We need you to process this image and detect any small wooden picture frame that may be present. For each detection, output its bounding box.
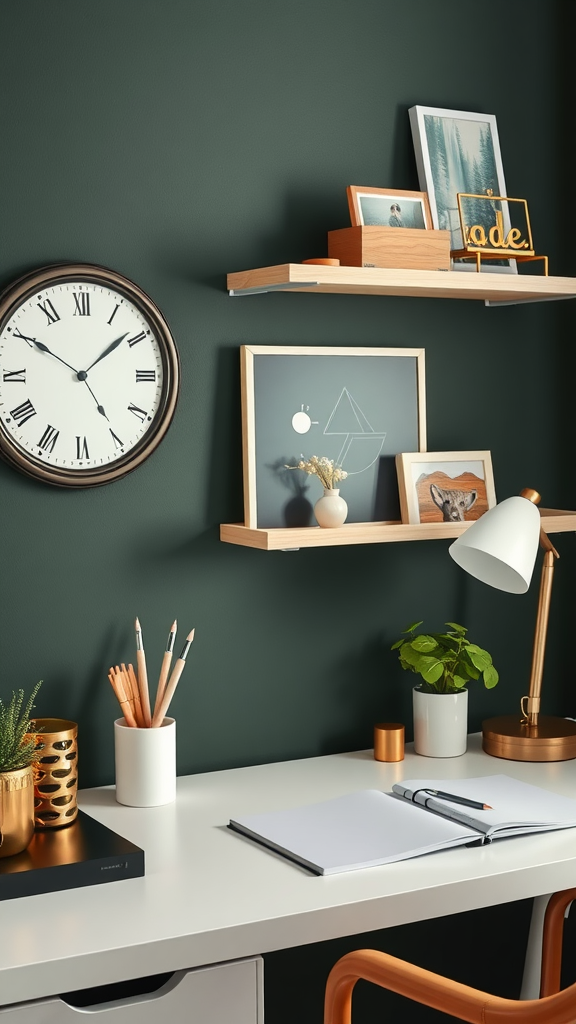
[347,186,433,230]
[396,450,496,526]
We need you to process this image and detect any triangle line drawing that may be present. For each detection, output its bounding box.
[324,389,378,435]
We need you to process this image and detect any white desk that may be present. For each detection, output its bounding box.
[1,734,576,1008]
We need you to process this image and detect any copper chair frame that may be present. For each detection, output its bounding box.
[325,888,576,1024]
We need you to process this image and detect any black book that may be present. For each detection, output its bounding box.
[0,810,144,901]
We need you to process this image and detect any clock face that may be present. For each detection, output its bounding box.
[0,264,179,486]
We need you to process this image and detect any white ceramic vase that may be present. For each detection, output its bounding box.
[412,686,468,757]
[314,488,348,528]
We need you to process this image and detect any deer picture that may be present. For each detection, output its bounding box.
[430,483,478,522]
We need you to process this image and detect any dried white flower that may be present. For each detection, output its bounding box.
[286,455,347,489]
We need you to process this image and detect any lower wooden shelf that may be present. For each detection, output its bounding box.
[227,263,576,305]
[220,509,576,551]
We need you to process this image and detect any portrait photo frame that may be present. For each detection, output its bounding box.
[396,450,496,526]
[241,346,426,530]
[347,186,433,230]
[408,105,515,273]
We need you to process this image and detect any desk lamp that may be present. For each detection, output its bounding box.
[449,488,576,761]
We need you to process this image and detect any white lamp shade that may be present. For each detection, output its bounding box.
[448,495,541,594]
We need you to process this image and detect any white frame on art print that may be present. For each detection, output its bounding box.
[409,105,515,273]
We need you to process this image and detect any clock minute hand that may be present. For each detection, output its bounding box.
[86,333,129,372]
[31,338,79,374]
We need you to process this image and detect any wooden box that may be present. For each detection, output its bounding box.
[327,226,451,271]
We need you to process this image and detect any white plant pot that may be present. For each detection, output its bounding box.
[314,488,348,528]
[412,686,468,757]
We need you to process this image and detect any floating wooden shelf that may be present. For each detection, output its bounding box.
[227,264,576,306]
[220,508,576,551]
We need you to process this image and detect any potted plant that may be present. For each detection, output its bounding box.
[287,456,348,527]
[392,622,498,757]
[0,681,42,857]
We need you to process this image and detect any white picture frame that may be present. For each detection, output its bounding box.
[395,450,496,525]
[408,105,515,274]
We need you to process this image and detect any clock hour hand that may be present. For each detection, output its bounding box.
[85,333,128,372]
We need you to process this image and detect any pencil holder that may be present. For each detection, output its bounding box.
[32,718,78,828]
[114,718,176,807]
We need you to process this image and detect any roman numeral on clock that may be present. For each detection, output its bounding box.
[10,398,36,427]
[37,298,60,325]
[38,424,60,452]
[76,436,89,459]
[13,329,36,347]
[109,429,123,450]
[136,370,156,383]
[126,331,146,348]
[107,304,120,326]
[73,292,91,316]
[3,369,26,383]
[127,402,147,422]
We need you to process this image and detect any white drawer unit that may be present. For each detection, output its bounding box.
[0,957,263,1024]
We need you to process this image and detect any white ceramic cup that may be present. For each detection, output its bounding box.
[114,718,176,806]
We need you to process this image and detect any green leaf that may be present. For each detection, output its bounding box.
[483,664,499,689]
[452,674,468,689]
[420,660,445,685]
[397,643,419,663]
[390,638,404,650]
[445,622,467,634]
[403,621,423,634]
[460,650,480,679]
[466,644,492,671]
[410,635,438,653]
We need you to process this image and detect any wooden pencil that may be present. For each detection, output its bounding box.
[153,620,177,720]
[127,663,145,727]
[152,628,195,727]
[135,617,152,727]
[108,669,137,728]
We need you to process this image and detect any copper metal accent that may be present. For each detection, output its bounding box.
[0,766,35,858]
[32,718,78,828]
[520,487,541,504]
[0,263,180,488]
[373,723,405,762]
[451,192,548,274]
[481,488,575,761]
[482,714,576,761]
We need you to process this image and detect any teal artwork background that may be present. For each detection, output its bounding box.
[251,351,420,525]
[0,2,575,1020]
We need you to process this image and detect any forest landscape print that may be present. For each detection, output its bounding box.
[419,110,503,251]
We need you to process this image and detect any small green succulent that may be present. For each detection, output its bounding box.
[0,681,43,773]
[392,622,499,695]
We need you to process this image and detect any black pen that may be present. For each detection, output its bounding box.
[423,789,492,810]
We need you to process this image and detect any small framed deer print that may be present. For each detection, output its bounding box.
[395,450,496,526]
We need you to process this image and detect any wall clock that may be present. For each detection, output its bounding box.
[0,263,180,487]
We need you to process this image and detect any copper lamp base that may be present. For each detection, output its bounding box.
[482,715,576,761]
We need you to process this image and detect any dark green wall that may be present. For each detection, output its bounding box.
[1,2,574,1019]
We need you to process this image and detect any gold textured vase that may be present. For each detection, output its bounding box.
[32,718,78,828]
[0,766,35,858]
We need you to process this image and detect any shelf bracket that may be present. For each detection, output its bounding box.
[229,282,318,297]
[485,294,576,307]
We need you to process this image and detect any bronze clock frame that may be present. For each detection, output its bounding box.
[0,263,180,488]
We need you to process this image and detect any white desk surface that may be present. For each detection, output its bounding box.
[2,734,576,1007]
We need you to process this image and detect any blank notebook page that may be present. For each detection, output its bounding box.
[230,789,477,874]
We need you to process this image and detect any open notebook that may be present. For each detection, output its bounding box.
[228,775,576,875]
